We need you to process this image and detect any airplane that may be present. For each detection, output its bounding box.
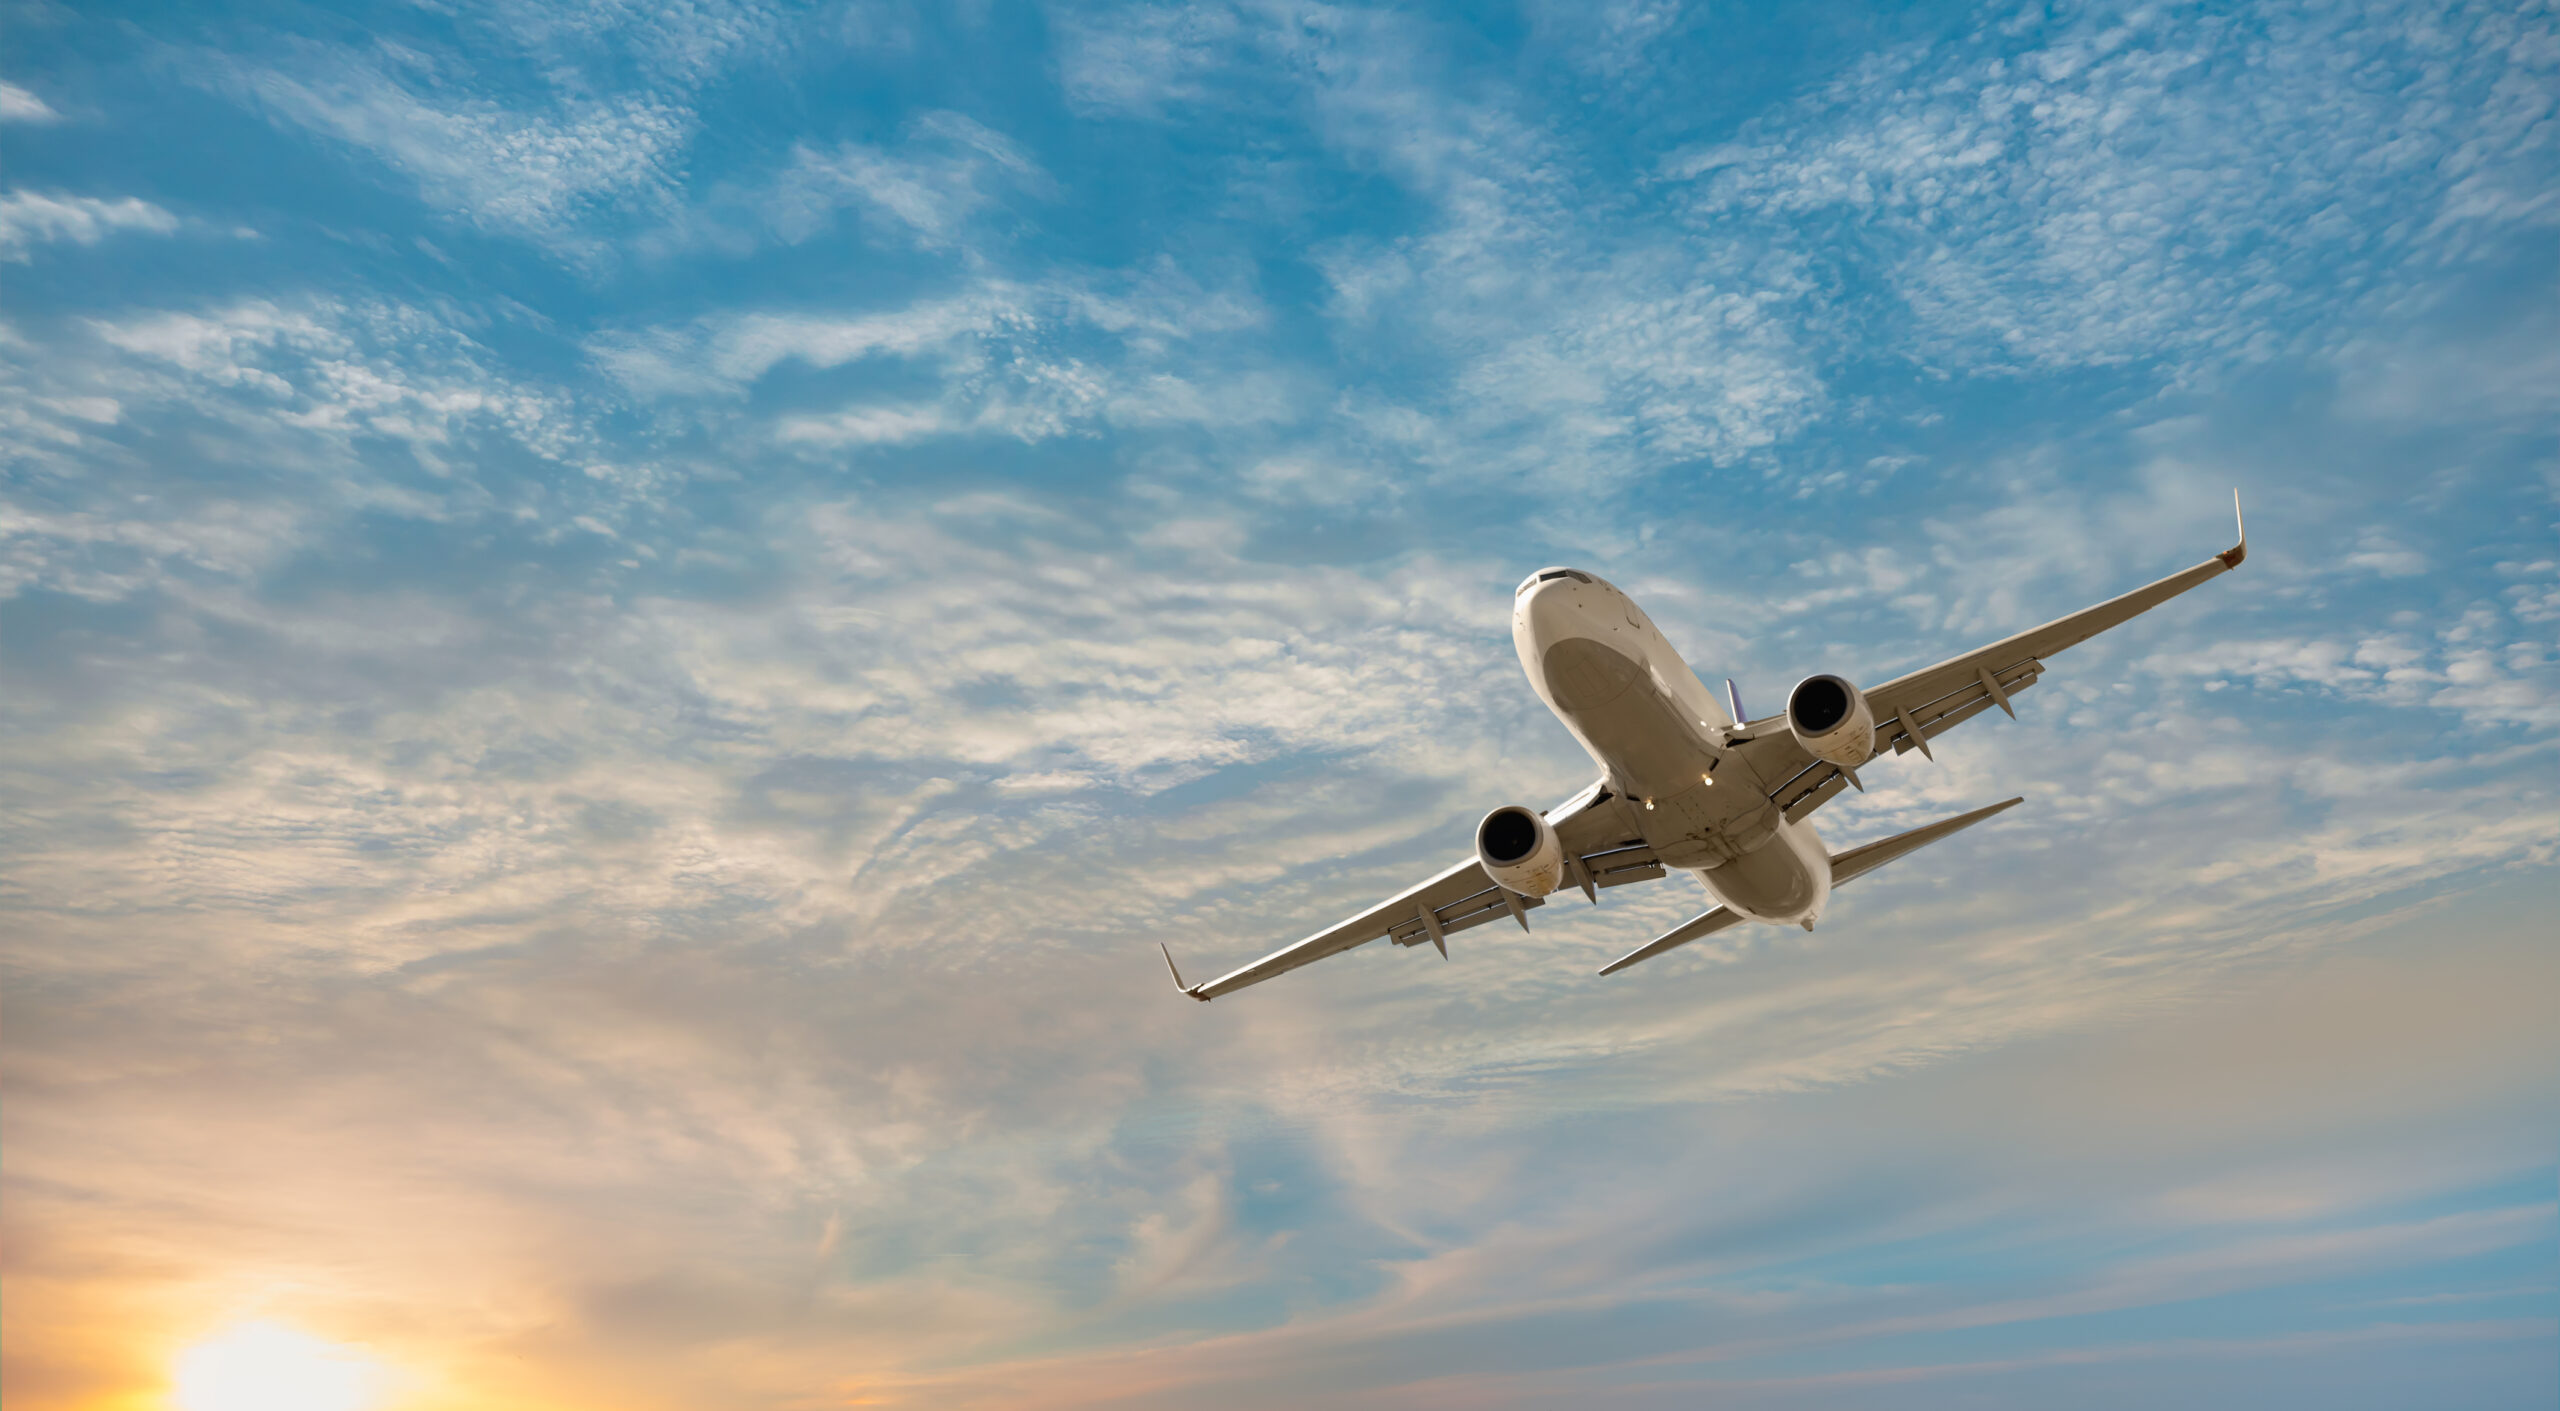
[1160,495,2248,1001]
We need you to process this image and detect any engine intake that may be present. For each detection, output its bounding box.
[1475,805,1564,897]
[1786,673,1876,767]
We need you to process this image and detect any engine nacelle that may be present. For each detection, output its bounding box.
[1786,673,1876,767]
[1475,804,1564,897]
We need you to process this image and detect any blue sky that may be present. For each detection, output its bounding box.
[2,1,2555,1407]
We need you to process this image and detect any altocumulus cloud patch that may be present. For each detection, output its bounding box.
[2,1,2554,1408]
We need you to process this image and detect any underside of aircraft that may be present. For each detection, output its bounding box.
[1162,496,2248,1001]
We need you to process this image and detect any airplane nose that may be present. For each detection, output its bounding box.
[1515,572,1578,620]
[1516,573,1596,642]
[1541,636,1644,712]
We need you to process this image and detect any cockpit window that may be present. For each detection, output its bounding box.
[1516,567,1595,595]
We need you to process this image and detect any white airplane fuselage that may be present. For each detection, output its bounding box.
[1512,568,1831,927]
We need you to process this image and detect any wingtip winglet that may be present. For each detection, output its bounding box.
[2218,488,2247,569]
[1159,943,1210,1002]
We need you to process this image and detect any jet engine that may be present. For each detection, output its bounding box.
[1475,804,1565,897]
[1786,673,1876,767]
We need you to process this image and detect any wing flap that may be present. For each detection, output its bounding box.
[1773,760,1849,823]
[1878,659,2046,758]
[1580,843,1668,889]
[1384,879,1547,949]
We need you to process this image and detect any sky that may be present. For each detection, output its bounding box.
[2,0,2555,1407]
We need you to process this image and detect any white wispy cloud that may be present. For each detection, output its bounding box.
[1670,0,2560,375]
[0,80,60,123]
[2159,605,2559,732]
[0,191,179,260]
[1055,2,1834,492]
[1,297,612,610]
[8,1,2557,1405]
[88,298,591,464]
[12,441,2547,1394]
[592,261,1278,454]
[233,61,694,249]
[1517,0,1688,82]
[202,0,800,257]
[765,112,1055,247]
[1052,3,1248,116]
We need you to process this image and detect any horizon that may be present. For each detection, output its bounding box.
[3,1,2556,1407]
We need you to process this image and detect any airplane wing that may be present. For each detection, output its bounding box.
[1740,496,2247,823]
[1165,781,1662,1001]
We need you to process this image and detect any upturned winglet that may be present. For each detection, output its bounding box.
[2218,488,2247,569]
[1160,943,1210,1002]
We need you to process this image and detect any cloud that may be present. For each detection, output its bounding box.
[9,460,2549,1393]
[2155,597,2559,733]
[1667,0,2559,374]
[0,80,59,123]
[590,259,1279,456]
[701,294,1013,385]
[1053,4,1248,116]
[1055,2,1832,491]
[0,192,179,260]
[233,61,694,249]
[85,298,591,462]
[202,0,799,257]
[1517,0,1688,82]
[0,296,614,616]
[7,1,2559,1406]
[761,112,1055,248]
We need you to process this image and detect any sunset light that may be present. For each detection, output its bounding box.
[170,1322,382,1411]
[7,2,2556,1408]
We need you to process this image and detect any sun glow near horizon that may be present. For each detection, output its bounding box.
[6,0,2557,1407]
[169,1321,385,1411]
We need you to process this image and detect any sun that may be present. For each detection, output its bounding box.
[170,1320,384,1411]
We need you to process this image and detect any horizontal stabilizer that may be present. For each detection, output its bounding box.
[1827,796,2024,887]
[1597,796,2024,976]
[1598,904,1748,976]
